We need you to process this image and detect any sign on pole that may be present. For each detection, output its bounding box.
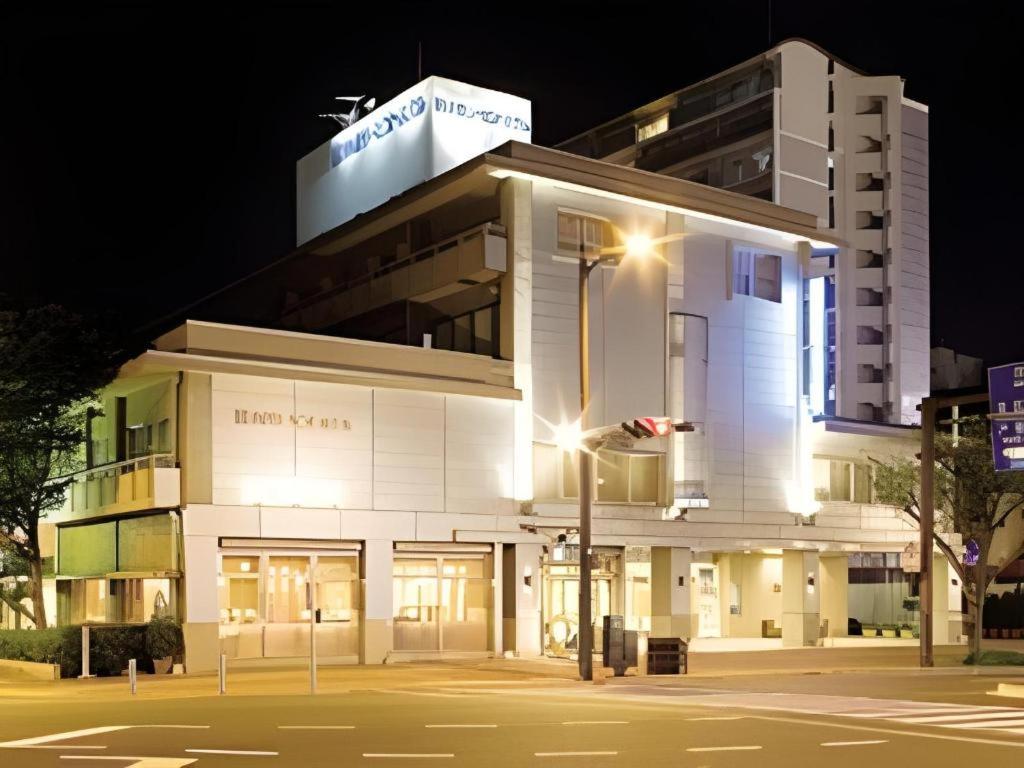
[987,362,1024,472]
[902,541,921,573]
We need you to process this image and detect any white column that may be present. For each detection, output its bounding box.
[182,533,219,672]
[361,539,393,664]
[508,543,543,656]
[782,549,820,647]
[651,546,692,638]
[492,543,503,654]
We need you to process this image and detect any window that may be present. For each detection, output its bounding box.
[533,444,662,503]
[557,211,607,256]
[431,301,500,358]
[733,248,781,303]
[219,556,259,625]
[637,113,668,142]
[157,419,170,453]
[814,457,872,503]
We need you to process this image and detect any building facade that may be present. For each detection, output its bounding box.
[46,66,954,671]
[557,39,929,427]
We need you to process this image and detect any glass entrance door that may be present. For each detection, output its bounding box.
[542,557,619,658]
[393,553,492,652]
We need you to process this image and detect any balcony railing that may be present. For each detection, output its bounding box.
[59,454,180,521]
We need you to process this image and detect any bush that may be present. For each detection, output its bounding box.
[964,650,1024,666]
[145,617,183,660]
[89,626,151,677]
[0,627,81,677]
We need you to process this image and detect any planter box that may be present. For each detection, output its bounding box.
[881,629,897,638]
[0,659,60,681]
[153,656,173,675]
[862,627,878,637]
[899,629,914,639]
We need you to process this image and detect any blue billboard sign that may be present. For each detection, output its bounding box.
[987,362,1024,472]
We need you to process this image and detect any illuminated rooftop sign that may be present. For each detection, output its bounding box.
[297,77,531,246]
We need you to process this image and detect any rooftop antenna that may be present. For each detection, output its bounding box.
[318,95,376,129]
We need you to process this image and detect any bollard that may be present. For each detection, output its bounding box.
[128,658,137,695]
[218,653,227,695]
[79,625,93,679]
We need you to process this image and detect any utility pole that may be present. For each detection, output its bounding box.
[919,396,935,668]
[577,252,594,682]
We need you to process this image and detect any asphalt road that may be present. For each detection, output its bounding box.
[3,678,1024,767]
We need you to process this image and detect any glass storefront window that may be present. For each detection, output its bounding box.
[121,578,172,623]
[393,554,492,652]
[267,556,311,623]
[219,556,259,625]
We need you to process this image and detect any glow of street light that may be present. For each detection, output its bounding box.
[624,233,653,259]
[552,419,584,453]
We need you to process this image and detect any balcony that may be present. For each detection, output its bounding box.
[58,454,180,523]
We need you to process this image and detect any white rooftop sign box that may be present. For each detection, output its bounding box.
[296,76,532,245]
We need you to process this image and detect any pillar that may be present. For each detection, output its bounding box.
[819,554,849,639]
[361,539,393,664]
[932,554,963,645]
[503,543,543,656]
[651,547,693,639]
[782,549,820,647]
[182,532,220,673]
[491,543,503,654]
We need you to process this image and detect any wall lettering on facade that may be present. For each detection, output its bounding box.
[233,409,352,430]
[330,95,428,168]
[433,96,531,132]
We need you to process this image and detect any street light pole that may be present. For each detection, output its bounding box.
[578,253,594,682]
[919,396,935,668]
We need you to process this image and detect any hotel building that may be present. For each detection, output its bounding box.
[46,63,955,672]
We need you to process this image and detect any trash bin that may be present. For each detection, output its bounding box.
[601,615,638,676]
[646,637,688,675]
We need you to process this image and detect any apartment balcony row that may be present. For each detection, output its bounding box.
[56,454,181,523]
[279,223,507,333]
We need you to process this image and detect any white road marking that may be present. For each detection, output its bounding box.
[686,746,762,752]
[948,719,1024,730]
[185,749,278,756]
[893,710,1024,724]
[750,713,1024,748]
[686,716,744,721]
[535,752,618,757]
[363,754,454,759]
[60,759,197,767]
[14,746,108,750]
[821,740,889,747]
[0,727,128,748]
[561,720,628,725]
[277,725,356,730]
[0,725,210,751]
[424,724,497,729]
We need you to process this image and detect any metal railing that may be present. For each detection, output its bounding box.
[63,454,177,514]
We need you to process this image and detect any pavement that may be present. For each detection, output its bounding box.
[3,645,1024,766]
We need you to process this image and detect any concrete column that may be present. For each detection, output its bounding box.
[504,543,543,656]
[361,539,393,664]
[182,532,219,673]
[499,177,534,505]
[819,554,849,638]
[651,547,693,639]
[491,543,503,654]
[782,549,820,647]
[932,554,963,645]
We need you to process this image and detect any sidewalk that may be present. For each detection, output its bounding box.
[2,643,1021,701]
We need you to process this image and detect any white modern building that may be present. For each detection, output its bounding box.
[46,69,956,672]
[558,38,930,427]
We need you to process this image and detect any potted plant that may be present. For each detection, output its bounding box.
[862,625,878,638]
[899,624,914,639]
[881,625,897,638]
[146,617,183,675]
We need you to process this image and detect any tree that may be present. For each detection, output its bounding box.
[0,540,34,628]
[0,303,127,629]
[871,416,1024,659]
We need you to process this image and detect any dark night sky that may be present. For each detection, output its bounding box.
[2,3,1021,364]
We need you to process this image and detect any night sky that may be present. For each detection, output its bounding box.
[2,3,1021,364]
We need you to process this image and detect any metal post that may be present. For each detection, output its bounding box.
[218,653,227,695]
[308,573,317,695]
[919,396,935,668]
[79,625,93,679]
[128,658,137,695]
[578,255,593,682]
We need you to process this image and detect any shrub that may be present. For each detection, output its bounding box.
[88,625,151,677]
[145,617,183,660]
[0,626,81,677]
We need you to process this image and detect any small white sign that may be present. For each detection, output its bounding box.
[902,542,921,573]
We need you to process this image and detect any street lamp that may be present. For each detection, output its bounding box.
[572,230,656,681]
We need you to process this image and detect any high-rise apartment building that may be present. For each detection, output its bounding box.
[557,39,929,425]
